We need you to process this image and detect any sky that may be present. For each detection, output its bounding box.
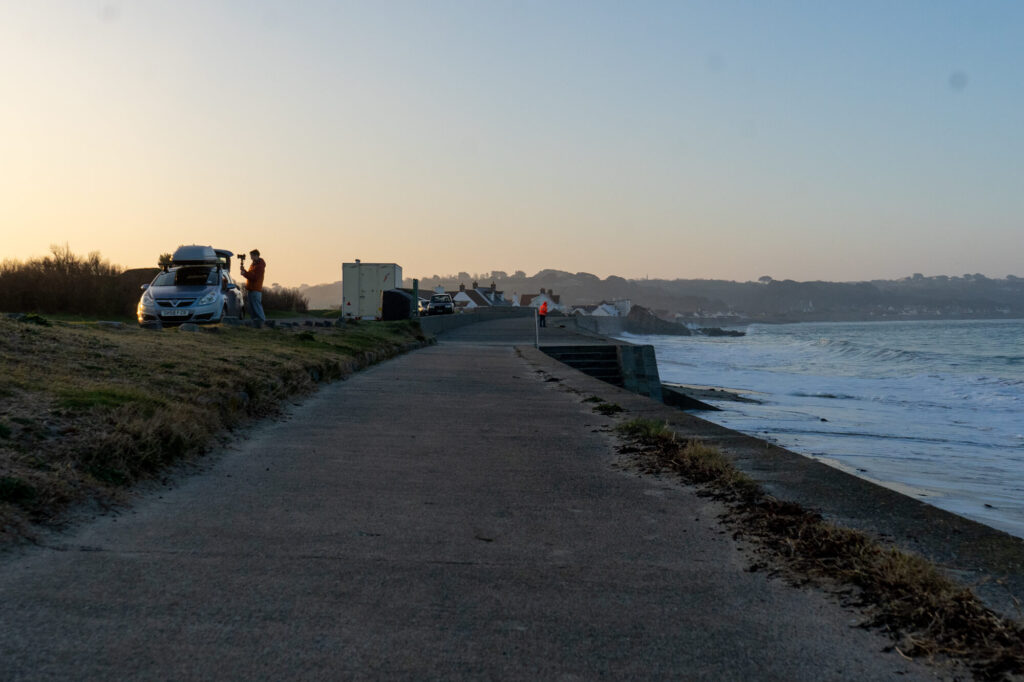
[1,1,1021,288]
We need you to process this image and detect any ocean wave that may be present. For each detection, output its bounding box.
[789,391,860,400]
[811,337,940,366]
[766,426,1003,451]
[647,320,1024,539]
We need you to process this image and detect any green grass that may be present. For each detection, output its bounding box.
[40,312,137,324]
[0,316,427,539]
[57,387,156,410]
[305,308,342,318]
[264,308,340,320]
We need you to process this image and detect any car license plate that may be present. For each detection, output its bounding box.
[164,309,190,317]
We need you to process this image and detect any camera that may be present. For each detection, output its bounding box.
[238,253,247,265]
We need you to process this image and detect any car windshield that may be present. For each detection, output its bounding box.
[430,295,450,303]
[152,266,218,287]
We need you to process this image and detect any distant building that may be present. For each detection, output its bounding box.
[449,281,512,310]
[610,299,632,316]
[518,288,563,312]
[571,298,630,317]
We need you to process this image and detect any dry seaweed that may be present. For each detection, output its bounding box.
[617,418,1024,681]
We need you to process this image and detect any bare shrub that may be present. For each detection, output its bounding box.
[261,285,309,313]
[0,245,131,317]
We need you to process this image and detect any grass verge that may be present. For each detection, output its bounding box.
[617,417,1024,680]
[265,308,340,320]
[0,315,428,541]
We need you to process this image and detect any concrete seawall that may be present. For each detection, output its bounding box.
[418,307,534,335]
[573,315,627,336]
[422,312,664,403]
[464,318,1024,622]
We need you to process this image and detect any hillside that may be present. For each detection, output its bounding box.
[302,271,1024,321]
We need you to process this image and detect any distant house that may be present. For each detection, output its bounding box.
[571,304,600,316]
[518,288,563,312]
[571,299,630,317]
[473,281,510,306]
[610,299,632,316]
[451,284,486,310]
[449,281,512,310]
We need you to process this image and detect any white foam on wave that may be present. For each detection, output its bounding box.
[620,319,1024,538]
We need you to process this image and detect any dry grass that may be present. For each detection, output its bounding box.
[591,401,624,416]
[617,417,1024,681]
[0,316,426,541]
[617,418,760,499]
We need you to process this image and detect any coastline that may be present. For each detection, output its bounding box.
[662,382,762,404]
[522,337,1024,622]
[621,319,1024,539]
[685,313,1024,327]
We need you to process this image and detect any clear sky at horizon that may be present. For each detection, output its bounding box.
[2,1,1021,287]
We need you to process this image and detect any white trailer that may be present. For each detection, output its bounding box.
[342,262,403,320]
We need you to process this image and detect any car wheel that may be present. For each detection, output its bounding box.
[221,304,228,322]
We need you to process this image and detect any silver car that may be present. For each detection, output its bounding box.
[137,246,245,325]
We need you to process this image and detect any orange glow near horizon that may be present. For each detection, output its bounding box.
[2,3,1022,287]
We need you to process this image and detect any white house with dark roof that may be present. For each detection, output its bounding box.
[571,298,631,316]
[450,281,511,309]
[517,288,564,312]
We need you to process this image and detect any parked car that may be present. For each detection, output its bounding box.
[137,245,244,325]
[427,293,455,315]
[417,298,431,316]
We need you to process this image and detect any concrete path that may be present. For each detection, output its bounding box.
[0,319,941,680]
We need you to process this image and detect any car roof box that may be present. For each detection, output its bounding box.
[172,245,220,265]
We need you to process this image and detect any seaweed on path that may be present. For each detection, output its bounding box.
[617,418,1024,681]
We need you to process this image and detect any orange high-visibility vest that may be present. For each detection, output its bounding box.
[539,301,548,316]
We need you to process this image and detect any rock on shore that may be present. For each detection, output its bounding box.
[624,306,744,337]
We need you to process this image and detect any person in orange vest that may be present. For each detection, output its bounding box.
[239,248,267,326]
[538,300,548,328]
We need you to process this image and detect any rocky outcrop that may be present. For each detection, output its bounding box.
[621,306,745,337]
[624,306,692,335]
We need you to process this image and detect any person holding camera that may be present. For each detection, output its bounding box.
[239,248,267,325]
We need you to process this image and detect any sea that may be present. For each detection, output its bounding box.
[618,319,1024,539]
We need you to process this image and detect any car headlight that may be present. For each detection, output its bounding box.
[141,289,154,304]
[198,291,218,306]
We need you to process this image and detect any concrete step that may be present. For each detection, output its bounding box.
[540,344,624,387]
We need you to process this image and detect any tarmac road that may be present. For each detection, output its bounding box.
[0,318,943,680]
